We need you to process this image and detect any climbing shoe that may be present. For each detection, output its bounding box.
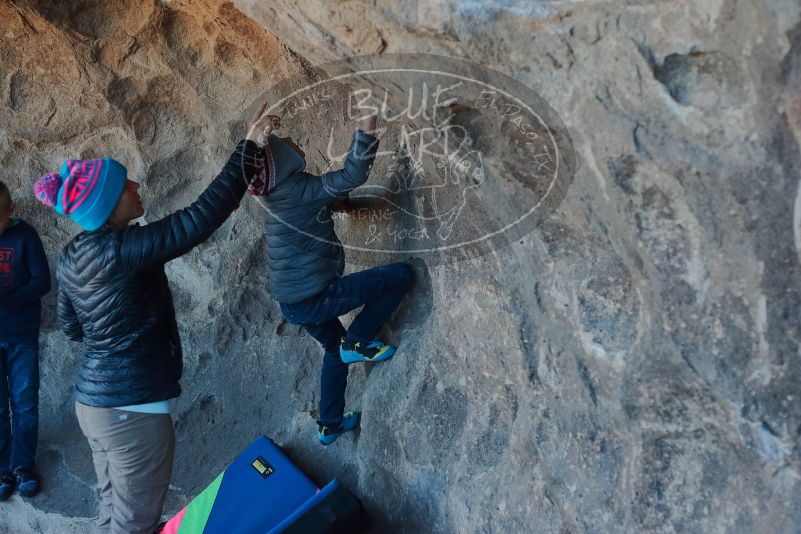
[13,467,40,498]
[0,470,16,501]
[318,411,361,445]
[340,338,396,364]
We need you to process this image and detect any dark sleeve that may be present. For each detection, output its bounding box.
[57,285,83,342]
[5,226,51,306]
[296,129,379,203]
[119,140,263,270]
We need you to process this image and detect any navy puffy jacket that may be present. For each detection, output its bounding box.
[264,129,379,304]
[57,140,262,407]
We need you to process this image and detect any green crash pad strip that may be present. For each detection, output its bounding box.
[177,472,225,534]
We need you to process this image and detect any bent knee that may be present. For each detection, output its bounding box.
[398,262,415,288]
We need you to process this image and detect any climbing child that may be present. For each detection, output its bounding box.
[253,113,413,445]
[0,180,51,501]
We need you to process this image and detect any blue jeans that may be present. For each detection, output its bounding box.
[0,339,39,471]
[280,262,414,427]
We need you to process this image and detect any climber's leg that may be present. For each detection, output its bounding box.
[279,262,414,339]
[339,262,414,342]
[278,262,413,426]
[282,316,360,445]
[281,263,414,364]
[280,303,351,428]
[332,262,413,363]
[303,319,349,428]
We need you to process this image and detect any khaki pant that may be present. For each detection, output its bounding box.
[76,402,175,534]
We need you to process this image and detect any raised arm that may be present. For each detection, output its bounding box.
[320,128,380,197]
[118,140,263,269]
[119,104,280,270]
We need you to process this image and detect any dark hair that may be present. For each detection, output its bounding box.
[0,181,11,210]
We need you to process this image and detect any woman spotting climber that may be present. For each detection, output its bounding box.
[34,102,278,534]
[251,112,414,445]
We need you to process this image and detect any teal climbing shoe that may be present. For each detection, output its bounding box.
[318,412,361,445]
[339,338,396,364]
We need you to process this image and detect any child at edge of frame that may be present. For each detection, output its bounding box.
[0,179,51,501]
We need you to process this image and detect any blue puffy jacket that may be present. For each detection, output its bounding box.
[263,129,379,304]
[57,140,262,407]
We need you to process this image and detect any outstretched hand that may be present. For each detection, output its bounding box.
[360,113,377,135]
[246,101,281,145]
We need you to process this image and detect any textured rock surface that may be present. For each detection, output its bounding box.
[2,0,801,532]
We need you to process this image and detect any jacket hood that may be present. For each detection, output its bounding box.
[267,133,306,184]
[249,133,307,197]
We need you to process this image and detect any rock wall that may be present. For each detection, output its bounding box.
[1,0,801,532]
